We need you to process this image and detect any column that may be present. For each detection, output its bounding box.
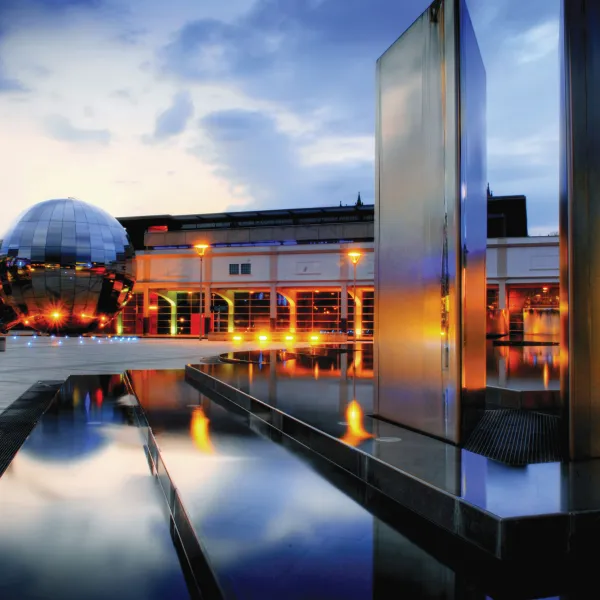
[354,289,363,338]
[498,281,506,310]
[142,287,150,336]
[560,0,600,459]
[269,285,277,331]
[498,281,508,336]
[340,283,348,333]
[165,291,178,335]
[217,290,235,333]
[285,290,297,333]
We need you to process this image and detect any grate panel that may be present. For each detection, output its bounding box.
[464,409,564,465]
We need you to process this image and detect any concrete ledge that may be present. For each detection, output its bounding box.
[184,363,598,563]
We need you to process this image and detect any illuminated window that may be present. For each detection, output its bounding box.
[229,263,240,275]
[241,263,251,275]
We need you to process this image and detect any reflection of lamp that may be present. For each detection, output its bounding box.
[190,406,214,453]
[194,244,210,340]
[340,400,372,447]
[347,251,362,341]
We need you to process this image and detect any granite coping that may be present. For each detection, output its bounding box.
[185,363,600,562]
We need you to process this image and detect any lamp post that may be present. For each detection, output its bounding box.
[347,251,362,342]
[194,244,209,340]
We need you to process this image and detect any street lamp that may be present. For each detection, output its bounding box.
[347,251,362,342]
[194,243,210,340]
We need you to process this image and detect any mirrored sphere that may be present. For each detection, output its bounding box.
[0,198,135,333]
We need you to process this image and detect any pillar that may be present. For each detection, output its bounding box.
[217,290,235,333]
[374,0,487,443]
[498,281,508,336]
[560,0,600,459]
[498,281,506,310]
[142,287,150,336]
[269,285,277,331]
[353,289,363,337]
[165,291,178,336]
[340,283,348,333]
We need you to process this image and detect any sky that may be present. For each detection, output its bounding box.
[0,0,560,236]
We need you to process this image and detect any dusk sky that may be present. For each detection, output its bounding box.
[0,0,560,235]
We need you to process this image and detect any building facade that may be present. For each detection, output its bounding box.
[112,202,559,340]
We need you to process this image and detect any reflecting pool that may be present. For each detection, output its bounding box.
[0,375,190,600]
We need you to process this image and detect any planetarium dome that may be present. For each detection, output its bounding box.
[0,198,135,334]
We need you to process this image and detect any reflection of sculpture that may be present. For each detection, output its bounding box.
[0,198,135,333]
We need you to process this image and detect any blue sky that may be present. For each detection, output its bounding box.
[0,0,560,235]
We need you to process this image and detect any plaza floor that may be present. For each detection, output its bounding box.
[0,336,272,413]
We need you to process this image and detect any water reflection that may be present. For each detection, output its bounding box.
[223,341,559,397]
[341,400,373,447]
[486,341,559,391]
[190,406,214,453]
[0,375,190,600]
[134,370,499,599]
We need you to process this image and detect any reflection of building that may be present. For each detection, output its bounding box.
[108,196,558,339]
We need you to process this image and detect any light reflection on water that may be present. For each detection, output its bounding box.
[0,375,190,600]
[486,340,560,391]
[130,370,495,599]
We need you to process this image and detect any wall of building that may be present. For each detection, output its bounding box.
[120,236,559,339]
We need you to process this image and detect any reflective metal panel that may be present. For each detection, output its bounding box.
[560,0,600,459]
[459,0,487,433]
[375,0,486,443]
[0,198,135,333]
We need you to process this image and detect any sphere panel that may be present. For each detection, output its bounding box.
[0,198,135,333]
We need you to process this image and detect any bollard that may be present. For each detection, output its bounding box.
[0,336,6,352]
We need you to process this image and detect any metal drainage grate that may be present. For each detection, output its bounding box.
[0,381,63,478]
[464,409,564,466]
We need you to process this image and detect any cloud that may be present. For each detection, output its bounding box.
[114,27,147,45]
[0,72,27,93]
[43,114,111,144]
[109,88,134,102]
[198,109,372,208]
[511,20,559,64]
[84,105,94,117]
[144,90,194,143]
[159,1,428,137]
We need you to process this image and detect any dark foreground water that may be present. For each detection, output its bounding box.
[0,375,190,600]
[0,368,574,599]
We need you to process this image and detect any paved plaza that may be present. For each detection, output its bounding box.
[0,336,269,413]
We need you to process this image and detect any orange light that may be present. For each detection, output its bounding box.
[347,251,362,265]
[340,400,372,447]
[194,243,209,257]
[233,335,242,341]
[179,317,185,322]
[258,334,268,341]
[310,335,319,341]
[285,335,294,341]
[149,305,158,311]
[101,316,106,322]
[51,312,61,320]
[190,407,214,453]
